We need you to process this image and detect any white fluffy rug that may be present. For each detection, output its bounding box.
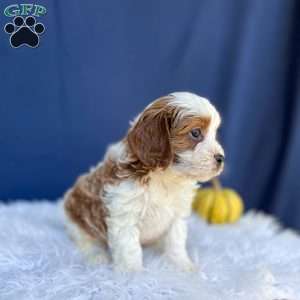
[1,201,300,300]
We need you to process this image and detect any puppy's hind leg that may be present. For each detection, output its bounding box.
[65,219,110,265]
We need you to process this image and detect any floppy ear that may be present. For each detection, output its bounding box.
[127,100,173,169]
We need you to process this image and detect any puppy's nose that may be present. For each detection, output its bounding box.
[214,153,224,165]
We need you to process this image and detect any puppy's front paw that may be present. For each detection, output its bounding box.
[114,262,143,273]
[169,256,197,272]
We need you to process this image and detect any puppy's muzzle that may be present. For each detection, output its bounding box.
[214,153,225,166]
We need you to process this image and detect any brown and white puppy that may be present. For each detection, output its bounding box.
[63,92,224,272]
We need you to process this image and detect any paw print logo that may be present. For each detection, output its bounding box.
[4,16,45,48]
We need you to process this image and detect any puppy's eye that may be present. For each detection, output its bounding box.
[189,128,203,141]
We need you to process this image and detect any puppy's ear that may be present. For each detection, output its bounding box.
[127,98,174,169]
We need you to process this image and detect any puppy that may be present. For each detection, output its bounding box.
[63,92,224,272]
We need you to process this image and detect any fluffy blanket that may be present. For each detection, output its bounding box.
[0,201,299,300]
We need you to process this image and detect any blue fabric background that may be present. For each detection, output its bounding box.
[0,1,299,229]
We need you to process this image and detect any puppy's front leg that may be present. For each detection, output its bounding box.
[104,182,144,272]
[163,218,196,272]
[107,218,143,272]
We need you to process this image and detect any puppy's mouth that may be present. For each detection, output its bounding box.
[172,156,224,180]
[214,163,224,175]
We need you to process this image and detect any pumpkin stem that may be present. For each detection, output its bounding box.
[212,177,222,190]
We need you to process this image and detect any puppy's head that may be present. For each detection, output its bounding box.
[127,92,224,182]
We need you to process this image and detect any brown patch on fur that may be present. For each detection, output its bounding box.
[64,159,122,243]
[127,96,177,172]
[171,116,211,152]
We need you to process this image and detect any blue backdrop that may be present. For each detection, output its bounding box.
[1,1,299,229]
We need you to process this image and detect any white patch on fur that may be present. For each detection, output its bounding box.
[169,92,221,126]
[100,168,197,272]
[173,131,224,182]
[140,168,197,244]
[102,180,145,271]
[104,141,126,161]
